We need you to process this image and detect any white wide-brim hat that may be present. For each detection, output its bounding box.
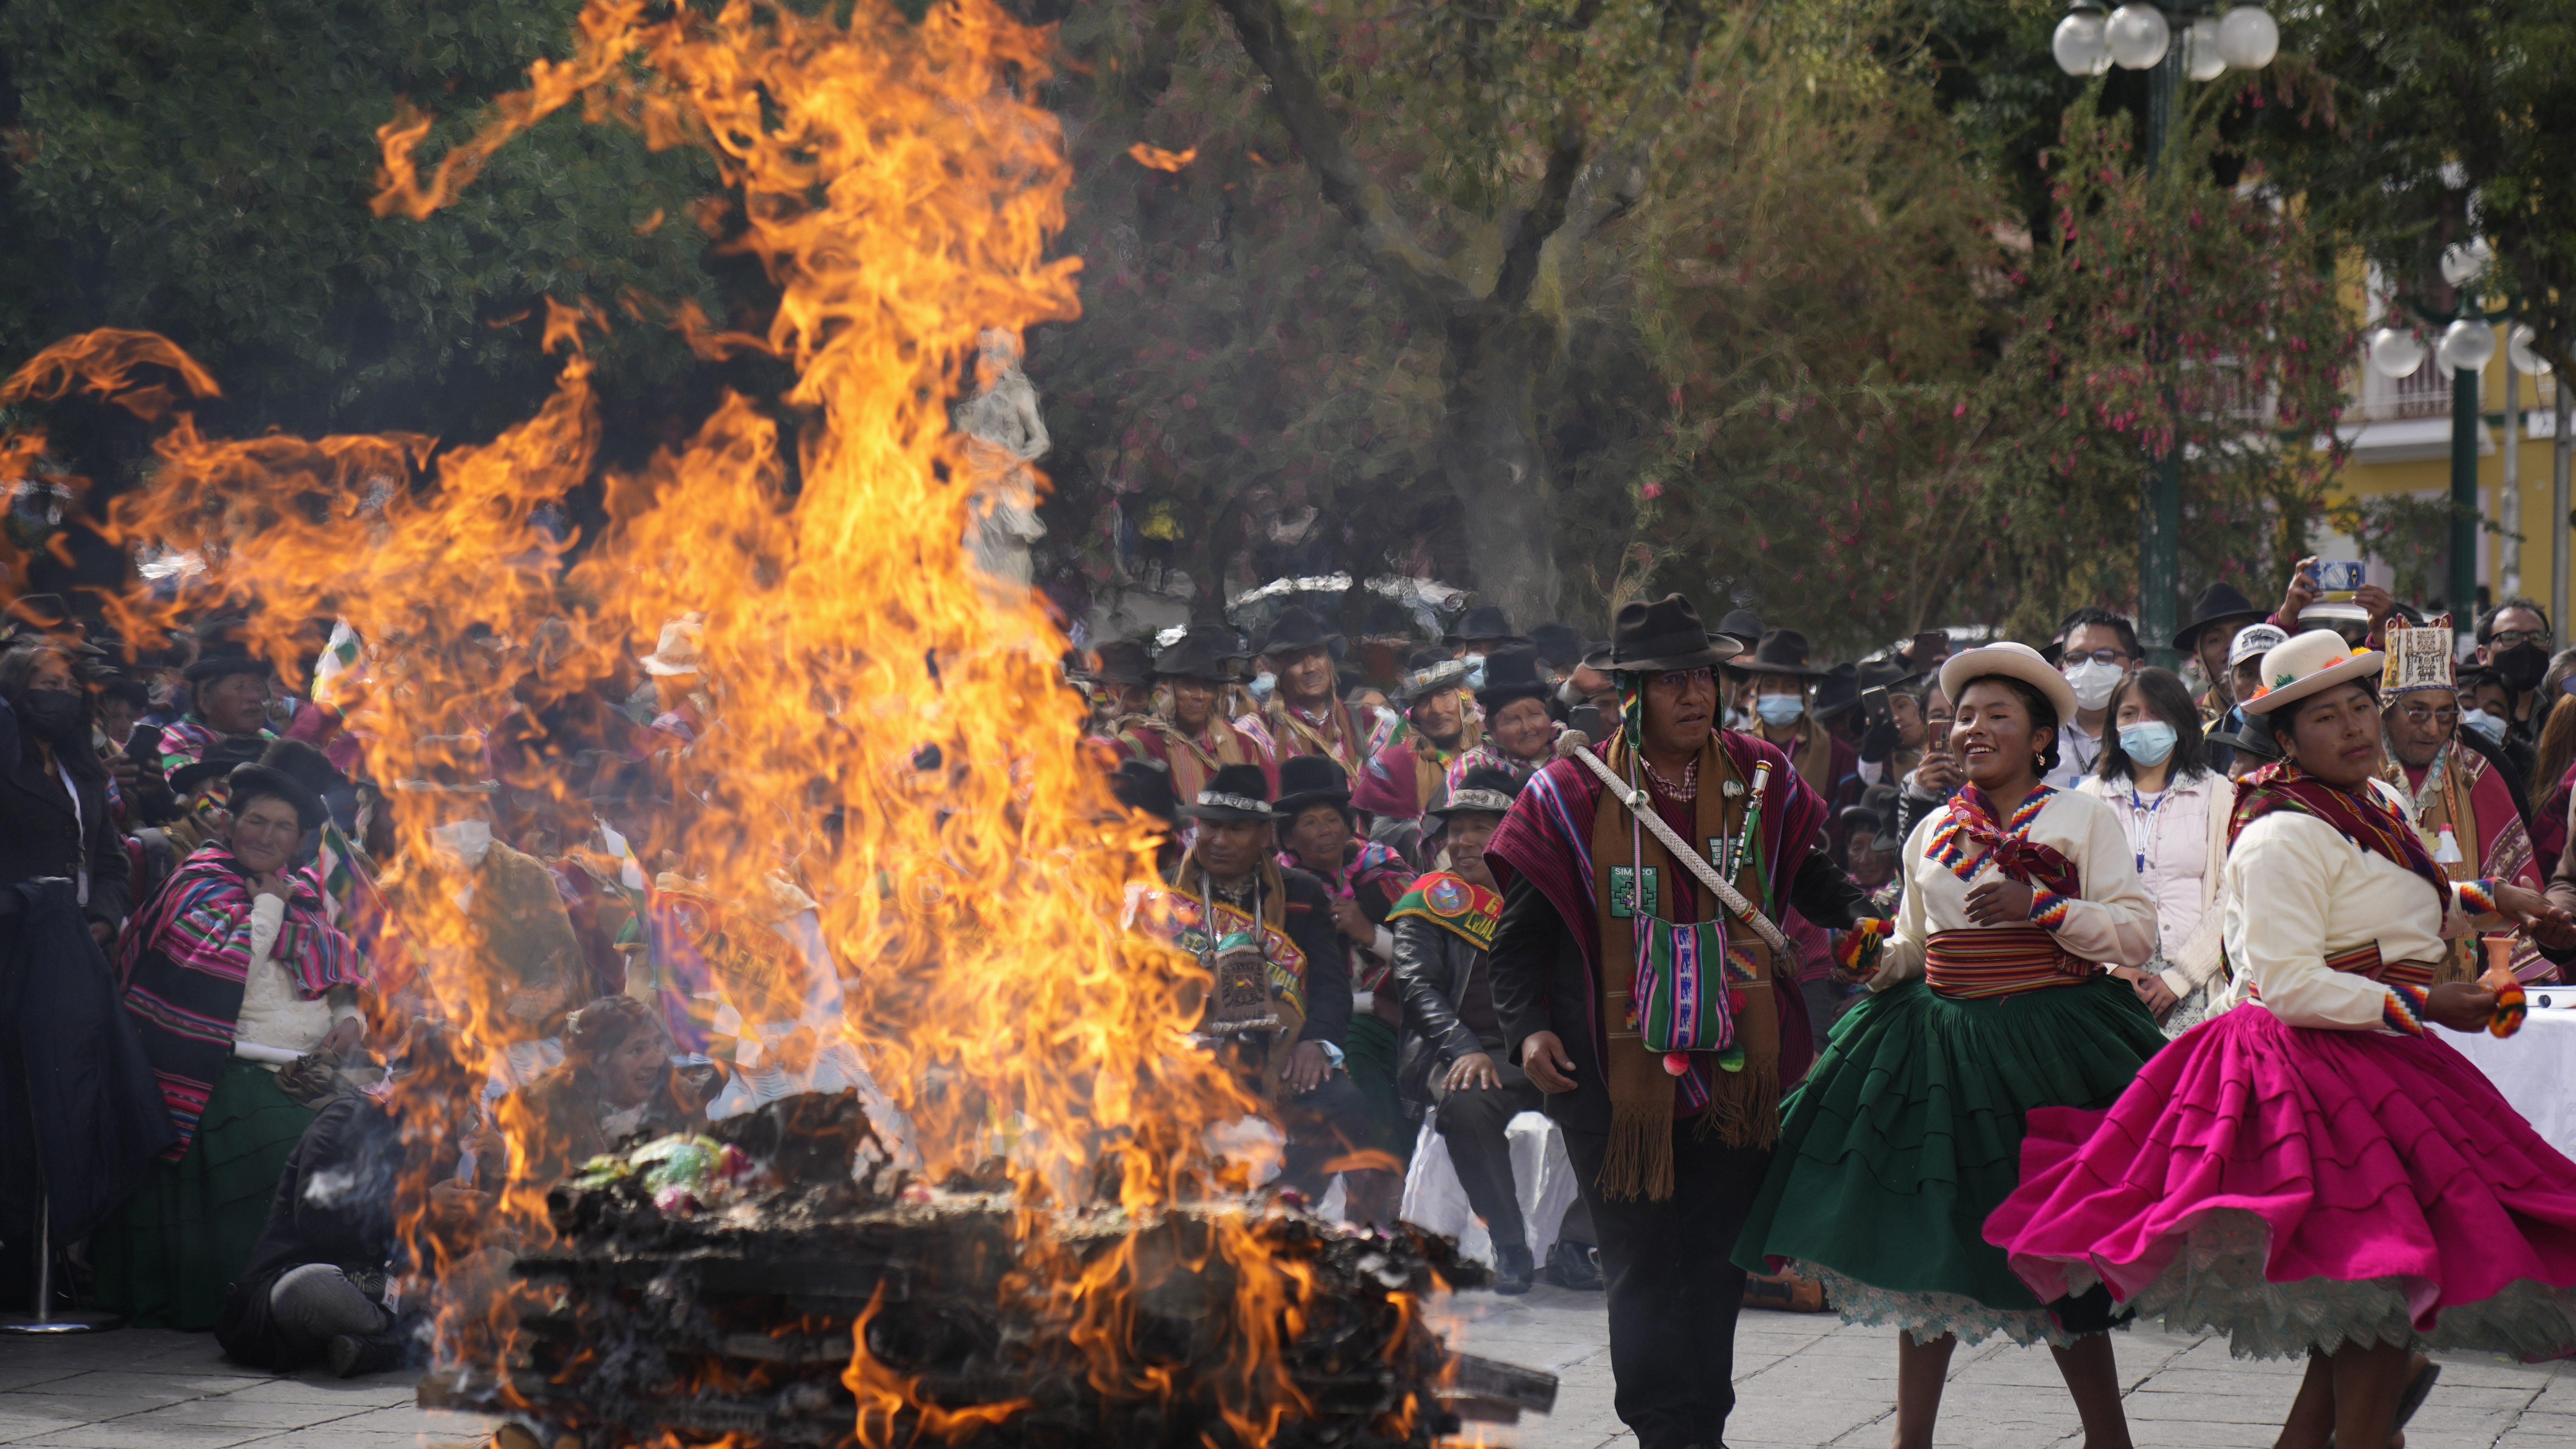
[1938,641,2078,727]
[2239,628,2385,715]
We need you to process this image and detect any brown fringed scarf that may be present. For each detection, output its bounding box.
[1587,735,1780,1200]
[1792,725,1837,800]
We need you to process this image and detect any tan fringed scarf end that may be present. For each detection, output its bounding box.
[1587,735,1784,1200]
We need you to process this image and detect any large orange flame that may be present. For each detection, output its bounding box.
[0,0,1381,1438]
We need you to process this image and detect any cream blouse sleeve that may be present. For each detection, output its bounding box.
[1865,813,1939,991]
[2224,814,2402,1031]
[2034,792,2158,970]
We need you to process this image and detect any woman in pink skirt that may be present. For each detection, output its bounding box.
[1987,630,2576,1449]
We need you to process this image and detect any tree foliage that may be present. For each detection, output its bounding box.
[0,0,737,449]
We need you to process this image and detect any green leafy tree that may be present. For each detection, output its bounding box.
[2250,0,2576,369]
[0,0,741,455]
[1960,93,2353,644]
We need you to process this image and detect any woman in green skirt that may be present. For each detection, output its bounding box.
[1733,642,2165,1449]
[96,760,364,1329]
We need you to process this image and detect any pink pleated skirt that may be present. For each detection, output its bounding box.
[1984,1002,2576,1360]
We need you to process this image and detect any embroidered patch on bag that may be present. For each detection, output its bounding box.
[1609,865,1659,919]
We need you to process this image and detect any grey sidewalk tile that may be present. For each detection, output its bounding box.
[308,1405,494,1436]
[230,1430,485,1449]
[12,1376,253,1408]
[194,1382,414,1411]
[114,1402,349,1433]
[0,1413,89,1447]
[13,1425,279,1449]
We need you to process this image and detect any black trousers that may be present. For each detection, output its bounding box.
[1560,1122,1769,1449]
[1431,1060,1546,1253]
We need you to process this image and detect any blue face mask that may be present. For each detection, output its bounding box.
[2119,721,2177,767]
[1754,692,1806,727]
[2462,708,2507,744]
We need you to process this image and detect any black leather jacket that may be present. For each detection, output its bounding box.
[1389,914,1488,1121]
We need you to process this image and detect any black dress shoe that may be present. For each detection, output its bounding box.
[1542,1239,1604,1290]
[329,1331,411,1378]
[1493,1243,1536,1294]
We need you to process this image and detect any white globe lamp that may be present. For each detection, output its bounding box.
[2183,16,2226,80]
[2215,5,2279,69]
[2106,4,2171,69]
[2053,5,2111,76]
[2366,328,2426,379]
[2437,319,2496,374]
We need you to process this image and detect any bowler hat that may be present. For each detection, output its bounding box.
[226,762,327,833]
[1176,762,1278,822]
[1475,647,1554,711]
[258,738,348,797]
[1605,595,1740,673]
[1713,609,1767,651]
[1273,754,1355,817]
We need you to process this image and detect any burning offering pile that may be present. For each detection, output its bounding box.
[425,1091,1552,1448]
[0,0,1558,1442]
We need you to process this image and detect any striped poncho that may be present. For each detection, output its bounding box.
[117,843,365,1156]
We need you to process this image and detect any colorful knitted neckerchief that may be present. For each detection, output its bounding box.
[1928,784,2078,898]
[2230,761,2449,911]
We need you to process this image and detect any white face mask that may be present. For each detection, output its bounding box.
[430,818,493,870]
[1250,671,1277,700]
[2461,708,2508,745]
[2063,659,2122,711]
[1462,652,1489,690]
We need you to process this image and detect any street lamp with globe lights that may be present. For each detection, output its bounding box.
[2051,1,2281,664]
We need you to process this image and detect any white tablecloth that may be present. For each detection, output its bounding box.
[1396,1109,1580,1267]
[2437,1005,2576,1161]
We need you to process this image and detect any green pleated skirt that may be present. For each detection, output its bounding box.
[1731,972,2164,1345]
[91,1059,316,1330]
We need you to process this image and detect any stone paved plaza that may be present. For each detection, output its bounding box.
[3,1287,2571,1448]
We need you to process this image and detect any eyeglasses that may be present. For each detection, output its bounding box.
[2394,702,2459,727]
[2062,648,2131,667]
[2490,628,2553,649]
[1650,667,1715,688]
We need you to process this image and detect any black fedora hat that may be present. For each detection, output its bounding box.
[1528,623,1584,669]
[226,762,328,832]
[168,735,270,796]
[1395,647,1469,704]
[2173,581,2265,654]
[1109,757,1178,825]
[1854,657,1920,694]
[1606,594,1739,673]
[1714,608,1767,651]
[1273,753,1354,816]
[1739,627,1832,679]
[1258,606,1343,658]
[1812,661,1861,720]
[2205,721,2280,764]
[1445,605,1527,648]
[1475,647,1553,711]
[1428,764,1522,819]
[1177,762,1278,822]
[1090,639,1155,688]
[1153,629,1235,683]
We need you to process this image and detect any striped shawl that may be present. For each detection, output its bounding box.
[119,843,364,1156]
